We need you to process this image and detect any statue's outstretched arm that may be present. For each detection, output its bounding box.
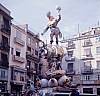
[41,26,49,35]
[57,13,61,22]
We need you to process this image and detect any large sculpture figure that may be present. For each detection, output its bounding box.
[41,7,62,45]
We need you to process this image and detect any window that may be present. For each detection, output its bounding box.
[97,88,100,95]
[83,88,93,94]
[16,51,20,56]
[84,61,92,71]
[96,47,100,54]
[98,75,100,80]
[1,53,8,67]
[11,48,14,55]
[14,71,19,80]
[32,48,34,55]
[35,50,38,56]
[85,75,90,80]
[20,73,24,81]
[2,35,8,45]
[35,42,38,48]
[27,46,31,52]
[84,48,91,57]
[97,61,100,69]
[27,37,31,45]
[96,36,100,42]
[84,39,92,46]
[16,31,21,39]
[1,70,5,78]
[67,63,73,72]
[3,16,10,29]
[67,51,73,57]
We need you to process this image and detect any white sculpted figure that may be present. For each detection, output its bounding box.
[41,6,62,45]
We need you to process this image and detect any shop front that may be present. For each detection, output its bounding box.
[0,68,8,94]
[10,66,26,96]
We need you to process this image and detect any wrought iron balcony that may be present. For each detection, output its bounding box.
[26,51,39,61]
[65,56,75,62]
[0,43,10,52]
[81,80,95,84]
[14,37,25,46]
[1,24,11,35]
[66,70,75,75]
[81,54,94,60]
[12,55,25,63]
[83,42,92,47]
[27,67,36,74]
[81,69,93,75]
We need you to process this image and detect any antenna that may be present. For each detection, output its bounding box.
[78,24,79,33]
[97,20,99,27]
[78,24,80,37]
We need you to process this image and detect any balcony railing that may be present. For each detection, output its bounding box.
[0,61,9,68]
[1,24,11,35]
[14,37,25,46]
[83,42,92,47]
[27,68,36,74]
[66,44,75,50]
[81,69,93,74]
[26,51,39,61]
[0,43,10,52]
[65,56,75,62]
[81,80,95,84]
[81,55,94,60]
[12,55,25,63]
[66,70,75,75]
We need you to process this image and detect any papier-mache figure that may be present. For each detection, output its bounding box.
[41,6,62,45]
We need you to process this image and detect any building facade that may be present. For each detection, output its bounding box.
[0,4,12,93]
[9,24,27,95]
[61,27,100,95]
[26,26,42,85]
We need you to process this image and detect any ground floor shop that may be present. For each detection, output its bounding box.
[10,83,23,96]
[80,85,100,95]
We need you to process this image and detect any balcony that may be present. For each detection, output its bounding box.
[14,37,25,46]
[81,80,95,84]
[81,69,93,75]
[66,44,75,50]
[12,55,25,63]
[27,68,36,74]
[0,43,10,52]
[1,24,11,35]
[83,41,92,47]
[26,51,33,58]
[65,56,75,62]
[81,55,94,60]
[26,51,39,61]
[66,70,75,75]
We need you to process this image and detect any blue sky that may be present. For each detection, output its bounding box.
[1,0,100,41]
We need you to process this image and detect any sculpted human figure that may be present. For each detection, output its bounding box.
[41,7,62,45]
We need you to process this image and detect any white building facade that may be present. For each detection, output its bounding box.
[62,27,100,95]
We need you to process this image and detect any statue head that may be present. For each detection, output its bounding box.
[46,11,54,21]
[46,11,51,17]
